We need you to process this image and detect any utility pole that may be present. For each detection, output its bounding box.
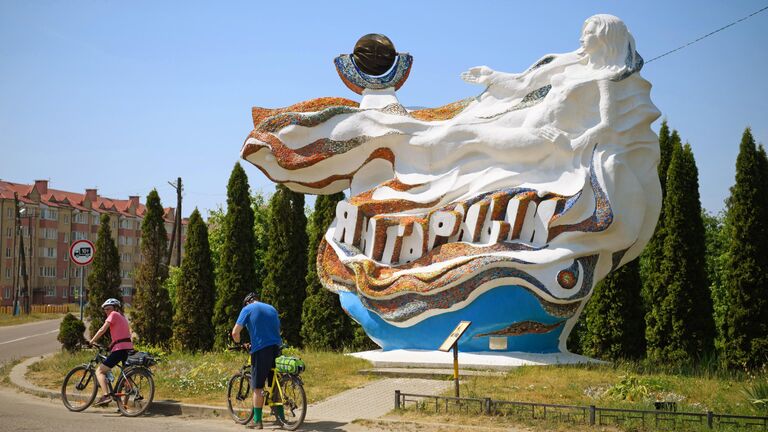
[11,194,19,315]
[14,194,30,315]
[166,177,183,267]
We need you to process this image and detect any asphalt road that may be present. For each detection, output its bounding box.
[0,318,62,364]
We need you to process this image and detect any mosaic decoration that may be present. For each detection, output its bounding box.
[334,53,413,94]
[241,15,661,353]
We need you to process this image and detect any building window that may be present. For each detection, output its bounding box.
[40,208,58,221]
[63,214,69,224]
[62,268,68,278]
[5,247,10,258]
[122,286,132,297]
[3,287,10,299]
[6,208,13,218]
[46,286,55,297]
[41,228,58,240]
[4,267,10,279]
[40,247,56,258]
[5,227,10,238]
[73,213,87,224]
[39,266,56,278]
[93,215,99,225]
[73,231,87,241]
[63,233,69,243]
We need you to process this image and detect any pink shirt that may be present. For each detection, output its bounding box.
[106,311,134,352]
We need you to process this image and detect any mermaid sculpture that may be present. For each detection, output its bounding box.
[241,14,661,353]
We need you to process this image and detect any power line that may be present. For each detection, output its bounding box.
[646,5,768,64]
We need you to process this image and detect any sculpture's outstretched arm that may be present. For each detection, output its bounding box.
[461,65,520,86]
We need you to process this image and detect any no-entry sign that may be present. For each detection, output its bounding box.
[69,239,95,266]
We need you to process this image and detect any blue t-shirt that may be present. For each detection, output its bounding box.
[236,302,282,353]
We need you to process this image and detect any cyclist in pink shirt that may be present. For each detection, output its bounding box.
[89,298,134,406]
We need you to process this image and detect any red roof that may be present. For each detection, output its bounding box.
[0,180,186,224]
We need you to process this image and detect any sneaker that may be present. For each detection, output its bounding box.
[245,420,263,429]
[93,395,112,407]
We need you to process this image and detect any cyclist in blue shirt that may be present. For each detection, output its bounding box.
[231,292,283,429]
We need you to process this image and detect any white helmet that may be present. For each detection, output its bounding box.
[101,298,121,308]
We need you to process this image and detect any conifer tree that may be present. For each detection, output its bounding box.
[262,184,308,347]
[86,214,122,339]
[646,143,714,363]
[722,128,768,369]
[643,124,679,357]
[581,259,645,360]
[212,163,257,349]
[132,189,173,346]
[173,209,216,352]
[300,192,353,350]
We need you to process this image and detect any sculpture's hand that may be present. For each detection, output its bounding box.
[537,125,569,149]
[461,66,494,85]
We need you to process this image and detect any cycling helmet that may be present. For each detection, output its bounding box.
[243,292,258,306]
[101,298,121,309]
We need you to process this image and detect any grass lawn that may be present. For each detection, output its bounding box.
[26,348,378,406]
[393,361,768,431]
[0,313,65,327]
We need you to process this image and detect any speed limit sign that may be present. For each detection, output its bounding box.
[70,239,95,266]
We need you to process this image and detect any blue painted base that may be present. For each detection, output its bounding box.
[339,284,566,353]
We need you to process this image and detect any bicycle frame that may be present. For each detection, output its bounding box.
[236,358,286,409]
[78,348,138,397]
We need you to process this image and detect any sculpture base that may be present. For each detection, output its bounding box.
[350,349,604,371]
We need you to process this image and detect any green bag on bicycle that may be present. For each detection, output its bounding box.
[275,355,305,374]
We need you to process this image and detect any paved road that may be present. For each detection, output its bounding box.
[0,318,61,364]
[0,386,392,431]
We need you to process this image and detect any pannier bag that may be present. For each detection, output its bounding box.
[275,355,305,374]
[126,351,157,367]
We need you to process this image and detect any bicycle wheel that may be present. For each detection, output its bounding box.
[227,372,253,424]
[115,367,155,417]
[61,365,98,412]
[277,374,306,431]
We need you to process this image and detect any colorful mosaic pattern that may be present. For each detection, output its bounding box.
[334,53,413,95]
[477,320,565,337]
[479,85,552,119]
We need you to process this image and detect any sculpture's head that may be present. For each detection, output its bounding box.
[579,14,638,73]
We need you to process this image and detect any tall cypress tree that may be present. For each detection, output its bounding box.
[212,164,257,349]
[722,128,768,369]
[300,192,353,350]
[262,184,308,347]
[86,214,122,339]
[173,209,216,352]
[643,124,679,358]
[647,143,714,363]
[132,189,173,346]
[581,259,645,360]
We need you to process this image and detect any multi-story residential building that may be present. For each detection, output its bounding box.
[0,179,187,307]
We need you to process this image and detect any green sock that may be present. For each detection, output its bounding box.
[276,405,285,420]
[253,407,262,422]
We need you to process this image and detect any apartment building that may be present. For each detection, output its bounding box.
[0,179,187,307]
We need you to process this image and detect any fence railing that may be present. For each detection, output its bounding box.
[0,304,73,315]
[395,391,768,431]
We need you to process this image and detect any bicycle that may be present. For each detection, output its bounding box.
[226,344,307,430]
[61,343,156,417]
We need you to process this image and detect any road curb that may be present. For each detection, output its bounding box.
[9,353,228,418]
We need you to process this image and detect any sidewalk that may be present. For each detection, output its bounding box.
[8,354,452,423]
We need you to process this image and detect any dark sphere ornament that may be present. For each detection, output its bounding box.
[352,34,397,76]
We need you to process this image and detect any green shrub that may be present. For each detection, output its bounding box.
[57,313,86,352]
[744,379,768,413]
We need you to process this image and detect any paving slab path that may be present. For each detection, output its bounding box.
[308,377,452,422]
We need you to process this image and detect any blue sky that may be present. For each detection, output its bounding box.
[1,1,766,217]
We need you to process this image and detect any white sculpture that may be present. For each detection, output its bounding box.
[242,14,661,353]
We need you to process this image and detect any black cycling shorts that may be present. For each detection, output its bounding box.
[103,349,130,368]
[250,345,280,390]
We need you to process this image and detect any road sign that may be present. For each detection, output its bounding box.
[69,240,95,266]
